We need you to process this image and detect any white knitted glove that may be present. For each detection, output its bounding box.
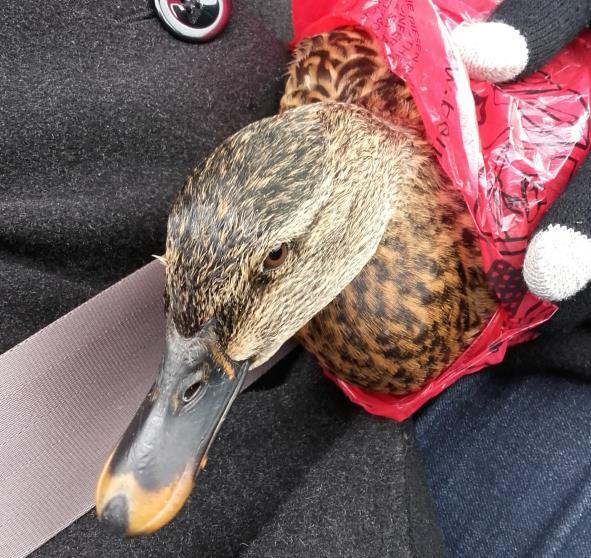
[452,21,529,83]
[523,225,591,301]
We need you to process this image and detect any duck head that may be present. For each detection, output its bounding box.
[96,102,416,535]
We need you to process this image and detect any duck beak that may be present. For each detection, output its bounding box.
[95,326,248,536]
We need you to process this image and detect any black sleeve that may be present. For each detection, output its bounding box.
[538,152,591,243]
[491,0,591,77]
[531,145,591,334]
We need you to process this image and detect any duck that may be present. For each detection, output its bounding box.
[95,26,497,536]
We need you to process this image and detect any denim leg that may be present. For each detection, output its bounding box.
[415,365,591,557]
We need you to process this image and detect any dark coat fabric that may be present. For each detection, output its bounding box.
[2,1,446,556]
[0,0,289,353]
[32,352,446,558]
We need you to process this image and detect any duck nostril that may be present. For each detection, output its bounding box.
[182,381,203,403]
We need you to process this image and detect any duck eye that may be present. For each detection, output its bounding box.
[263,243,288,270]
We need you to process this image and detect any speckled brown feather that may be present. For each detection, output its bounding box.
[283,27,497,393]
[281,27,424,132]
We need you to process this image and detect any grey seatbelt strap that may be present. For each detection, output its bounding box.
[0,261,295,558]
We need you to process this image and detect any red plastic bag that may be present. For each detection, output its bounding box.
[292,0,591,420]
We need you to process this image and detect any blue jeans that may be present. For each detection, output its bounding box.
[415,366,591,557]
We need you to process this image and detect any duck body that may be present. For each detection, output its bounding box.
[283,27,497,393]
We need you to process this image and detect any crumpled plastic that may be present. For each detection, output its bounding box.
[292,0,591,420]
